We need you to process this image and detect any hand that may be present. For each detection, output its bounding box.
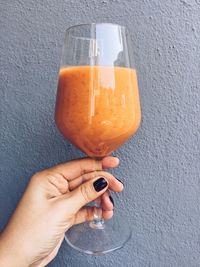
[0,157,123,267]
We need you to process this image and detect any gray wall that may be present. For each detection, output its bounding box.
[0,0,200,266]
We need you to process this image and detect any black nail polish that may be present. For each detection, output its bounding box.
[116,178,124,185]
[93,177,108,192]
[109,196,114,207]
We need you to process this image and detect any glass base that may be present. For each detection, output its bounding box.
[65,216,132,255]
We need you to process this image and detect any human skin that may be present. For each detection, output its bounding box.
[0,156,123,266]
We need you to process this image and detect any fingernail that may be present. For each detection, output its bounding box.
[116,178,124,186]
[93,177,108,192]
[109,196,114,207]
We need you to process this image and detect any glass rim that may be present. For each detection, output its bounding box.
[65,22,126,32]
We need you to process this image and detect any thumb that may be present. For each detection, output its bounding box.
[66,177,108,213]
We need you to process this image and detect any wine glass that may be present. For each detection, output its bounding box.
[55,23,141,254]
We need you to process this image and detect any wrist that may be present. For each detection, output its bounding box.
[0,232,29,267]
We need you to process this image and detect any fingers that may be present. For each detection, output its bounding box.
[74,207,113,225]
[101,157,120,169]
[30,172,69,198]
[102,210,113,220]
[63,177,109,213]
[46,173,69,195]
[46,156,119,181]
[69,171,123,192]
[101,190,114,211]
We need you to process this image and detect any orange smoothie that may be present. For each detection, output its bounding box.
[55,66,141,157]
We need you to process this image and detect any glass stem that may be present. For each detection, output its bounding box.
[89,198,105,229]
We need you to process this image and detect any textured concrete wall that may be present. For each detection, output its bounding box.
[0,0,200,266]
